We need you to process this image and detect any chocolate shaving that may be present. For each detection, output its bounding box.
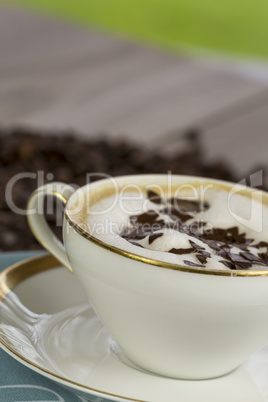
[134,210,159,224]
[207,241,220,251]
[235,262,252,269]
[229,253,251,264]
[148,232,164,244]
[240,251,262,263]
[235,238,254,251]
[183,260,205,268]
[201,227,249,245]
[147,190,163,205]
[169,247,194,255]
[224,253,252,269]
[189,240,205,250]
[219,260,235,270]
[199,250,211,258]
[217,248,229,258]
[196,254,208,264]
[122,192,268,271]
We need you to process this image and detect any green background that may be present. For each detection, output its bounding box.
[6,0,268,59]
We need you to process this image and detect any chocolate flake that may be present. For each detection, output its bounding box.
[229,253,251,264]
[240,251,262,263]
[189,240,205,250]
[235,262,252,269]
[201,227,249,245]
[121,193,268,271]
[219,260,235,270]
[148,232,164,244]
[207,241,220,251]
[147,190,163,205]
[217,248,229,258]
[236,241,253,251]
[132,210,159,224]
[200,250,211,258]
[169,247,194,255]
[183,260,205,268]
[196,254,208,264]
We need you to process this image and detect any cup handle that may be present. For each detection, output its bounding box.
[27,182,76,273]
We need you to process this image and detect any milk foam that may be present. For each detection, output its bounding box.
[80,186,268,271]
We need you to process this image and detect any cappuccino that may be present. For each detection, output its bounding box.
[27,176,268,379]
[71,180,268,271]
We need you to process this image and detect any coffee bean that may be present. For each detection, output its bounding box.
[1,126,267,251]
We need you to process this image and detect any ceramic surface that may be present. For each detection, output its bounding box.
[27,176,268,379]
[0,255,267,402]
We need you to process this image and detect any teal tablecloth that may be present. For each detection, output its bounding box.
[0,252,87,402]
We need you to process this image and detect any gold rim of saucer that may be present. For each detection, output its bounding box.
[65,181,268,278]
[0,254,145,402]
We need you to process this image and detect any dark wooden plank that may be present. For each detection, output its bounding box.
[0,5,267,173]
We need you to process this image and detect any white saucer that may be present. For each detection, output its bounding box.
[0,254,267,402]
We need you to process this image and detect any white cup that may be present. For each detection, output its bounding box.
[27,174,268,380]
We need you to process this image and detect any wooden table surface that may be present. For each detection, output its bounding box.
[1,5,268,175]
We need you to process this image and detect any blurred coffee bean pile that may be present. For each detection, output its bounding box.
[0,126,265,251]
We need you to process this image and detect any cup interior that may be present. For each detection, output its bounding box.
[65,174,268,277]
